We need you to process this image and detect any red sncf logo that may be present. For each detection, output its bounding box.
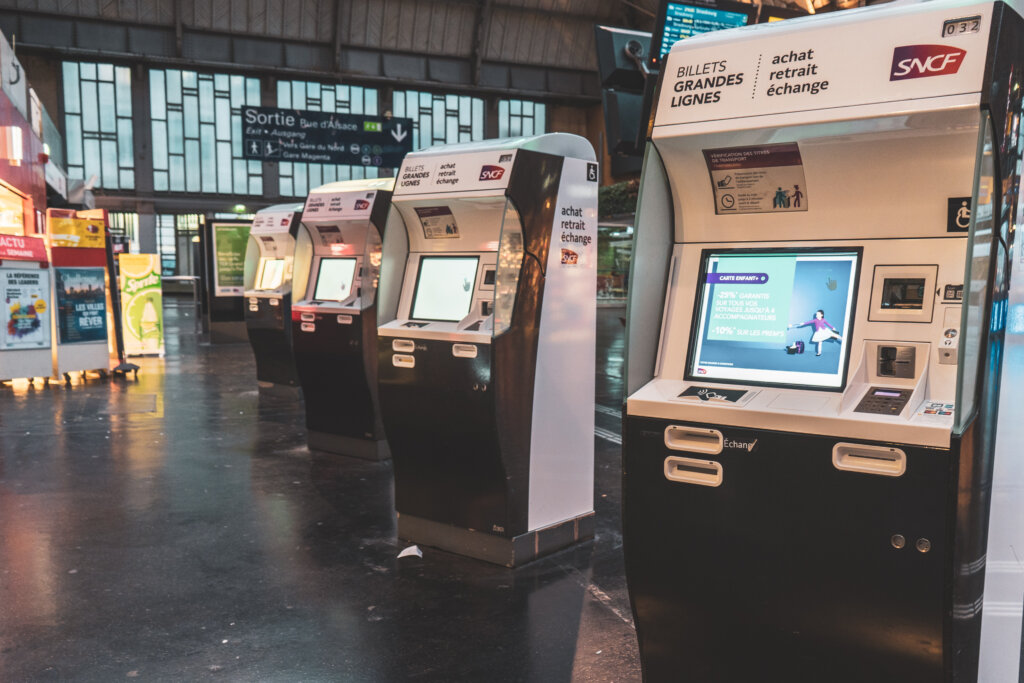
[479,165,505,181]
[890,45,966,81]
[354,199,370,210]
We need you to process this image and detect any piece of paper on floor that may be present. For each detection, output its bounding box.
[397,545,423,559]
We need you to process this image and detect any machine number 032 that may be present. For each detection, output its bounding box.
[942,15,981,37]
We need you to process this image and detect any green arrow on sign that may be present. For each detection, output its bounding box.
[364,121,382,132]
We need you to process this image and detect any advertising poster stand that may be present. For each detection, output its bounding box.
[0,233,53,383]
[118,253,165,358]
[201,220,251,344]
[47,208,112,382]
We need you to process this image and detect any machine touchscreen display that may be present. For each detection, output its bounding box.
[314,258,357,301]
[256,258,286,290]
[411,256,479,322]
[689,249,860,389]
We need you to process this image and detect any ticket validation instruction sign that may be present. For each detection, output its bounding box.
[704,143,808,215]
[55,267,107,344]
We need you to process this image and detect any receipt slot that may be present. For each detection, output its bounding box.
[623,3,1024,681]
[291,178,394,459]
[243,204,302,393]
[377,134,599,567]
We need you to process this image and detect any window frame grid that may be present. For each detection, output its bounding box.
[276,80,381,199]
[392,90,484,151]
[150,69,261,196]
[62,61,135,191]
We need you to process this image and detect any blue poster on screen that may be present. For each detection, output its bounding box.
[56,267,108,344]
[692,252,858,388]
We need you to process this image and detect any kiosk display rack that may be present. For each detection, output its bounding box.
[623,2,1024,681]
[291,178,394,459]
[377,134,599,567]
[47,208,111,381]
[242,204,303,392]
[0,233,52,382]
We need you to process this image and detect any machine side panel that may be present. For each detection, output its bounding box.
[625,144,674,397]
[527,156,597,531]
[622,414,954,683]
[498,150,565,534]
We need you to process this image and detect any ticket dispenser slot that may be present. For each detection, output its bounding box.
[664,456,723,487]
[878,345,915,378]
[832,443,906,477]
[664,426,723,454]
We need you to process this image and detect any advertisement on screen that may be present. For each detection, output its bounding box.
[314,258,357,301]
[690,251,859,388]
[411,256,479,322]
[55,267,108,344]
[1,268,49,349]
[212,223,251,296]
[118,253,164,357]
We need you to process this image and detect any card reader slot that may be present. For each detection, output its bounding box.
[663,456,723,487]
[664,426,723,454]
[832,443,906,477]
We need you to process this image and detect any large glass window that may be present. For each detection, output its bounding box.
[276,80,380,198]
[156,213,202,276]
[498,100,546,138]
[108,211,139,253]
[62,62,134,190]
[150,70,261,195]
[392,90,484,151]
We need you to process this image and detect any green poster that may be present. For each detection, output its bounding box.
[212,223,251,296]
[118,253,164,357]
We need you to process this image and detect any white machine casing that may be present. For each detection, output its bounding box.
[377,134,599,565]
[623,2,1024,681]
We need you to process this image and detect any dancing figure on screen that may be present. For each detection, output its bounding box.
[789,309,843,357]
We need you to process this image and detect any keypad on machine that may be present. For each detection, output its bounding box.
[854,387,913,415]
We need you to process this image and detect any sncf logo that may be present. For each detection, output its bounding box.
[479,165,505,181]
[890,45,966,81]
[353,199,370,210]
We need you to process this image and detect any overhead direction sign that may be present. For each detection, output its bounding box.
[241,106,414,168]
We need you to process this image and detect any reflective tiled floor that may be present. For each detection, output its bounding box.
[0,302,639,681]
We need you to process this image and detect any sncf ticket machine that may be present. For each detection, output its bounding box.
[291,178,394,459]
[624,2,1024,681]
[243,204,302,392]
[377,134,599,566]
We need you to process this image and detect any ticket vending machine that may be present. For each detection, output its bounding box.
[243,204,303,392]
[291,178,394,459]
[0,234,52,383]
[47,209,111,381]
[623,2,1024,681]
[377,134,599,566]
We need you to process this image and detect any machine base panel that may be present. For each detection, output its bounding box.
[398,512,595,568]
[307,430,390,461]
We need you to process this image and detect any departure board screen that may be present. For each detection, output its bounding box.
[657,3,751,61]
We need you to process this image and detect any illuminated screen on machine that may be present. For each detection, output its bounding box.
[256,258,286,290]
[689,250,860,389]
[411,255,479,322]
[314,257,357,301]
[658,3,751,61]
